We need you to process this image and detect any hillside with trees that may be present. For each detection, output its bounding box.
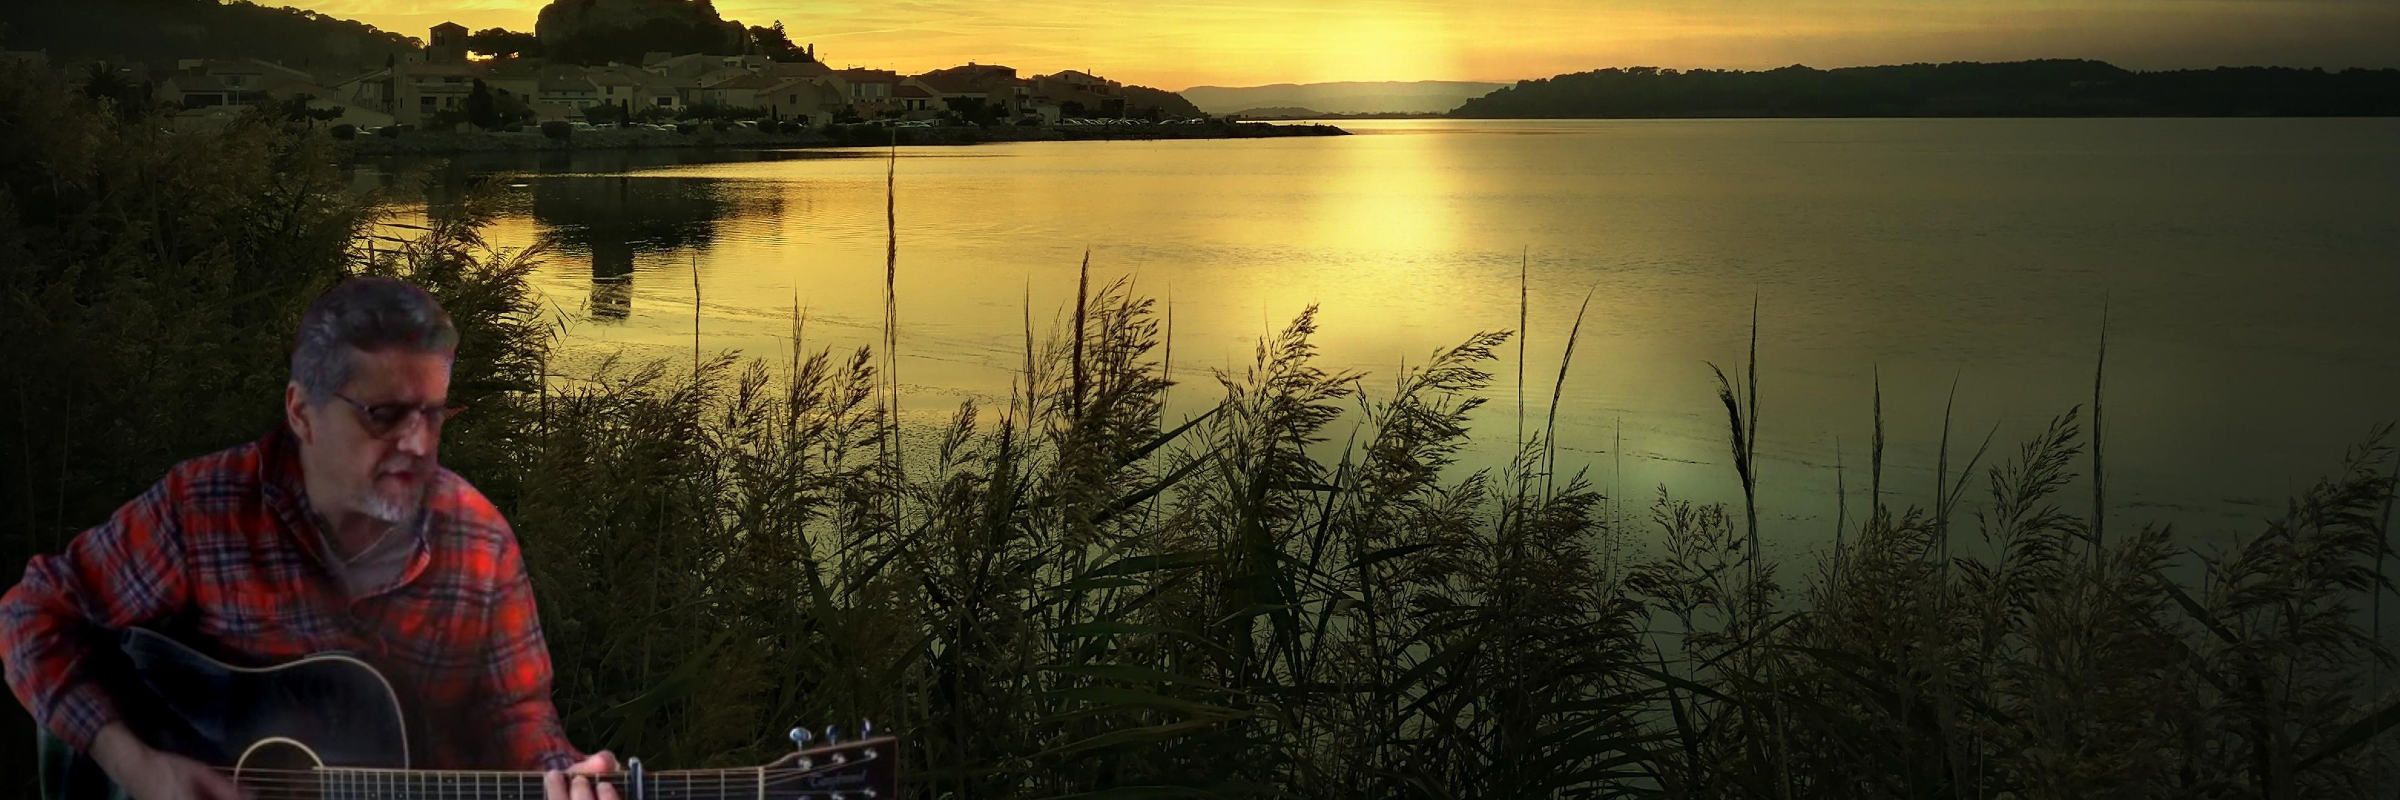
[0,0,418,71]
[537,0,754,65]
[1452,60,2400,118]
[1121,84,1202,118]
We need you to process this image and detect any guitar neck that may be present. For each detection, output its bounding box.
[290,735,896,800]
[297,768,837,800]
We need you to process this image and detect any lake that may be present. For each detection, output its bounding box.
[376,118,2400,558]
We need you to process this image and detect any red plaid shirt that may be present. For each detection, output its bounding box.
[1,427,580,770]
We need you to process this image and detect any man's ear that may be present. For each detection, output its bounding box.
[285,382,314,445]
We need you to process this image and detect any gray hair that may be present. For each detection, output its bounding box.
[290,277,459,404]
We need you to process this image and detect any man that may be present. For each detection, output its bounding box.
[3,278,618,800]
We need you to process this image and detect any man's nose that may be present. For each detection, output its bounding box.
[394,411,439,457]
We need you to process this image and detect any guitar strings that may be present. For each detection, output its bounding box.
[210,773,877,800]
[208,743,881,780]
[211,771,877,800]
[204,756,877,793]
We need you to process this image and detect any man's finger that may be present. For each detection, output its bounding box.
[571,773,597,800]
[544,769,567,800]
[198,767,250,800]
[599,779,622,800]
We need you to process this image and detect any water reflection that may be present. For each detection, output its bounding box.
[590,276,632,320]
[366,120,2400,550]
[362,149,848,323]
[533,176,741,322]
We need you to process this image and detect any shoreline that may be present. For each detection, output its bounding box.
[345,120,1348,156]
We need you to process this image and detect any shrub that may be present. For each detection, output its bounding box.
[541,120,571,141]
[330,123,356,140]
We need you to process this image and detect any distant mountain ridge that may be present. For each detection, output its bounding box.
[1180,81,1503,115]
[1453,60,2400,118]
[1231,106,1323,119]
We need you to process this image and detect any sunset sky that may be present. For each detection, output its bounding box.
[302,0,2400,90]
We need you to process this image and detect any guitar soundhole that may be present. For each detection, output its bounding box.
[232,737,325,795]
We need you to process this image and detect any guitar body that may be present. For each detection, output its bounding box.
[43,627,411,800]
[39,627,900,800]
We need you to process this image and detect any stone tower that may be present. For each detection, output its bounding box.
[428,22,468,63]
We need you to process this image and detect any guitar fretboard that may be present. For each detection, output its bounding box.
[240,745,884,800]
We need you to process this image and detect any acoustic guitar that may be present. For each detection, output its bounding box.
[38,627,897,800]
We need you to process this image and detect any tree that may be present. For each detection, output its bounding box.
[467,79,500,129]
[748,21,810,62]
[268,93,340,127]
[467,28,543,59]
[584,102,628,126]
[78,61,149,121]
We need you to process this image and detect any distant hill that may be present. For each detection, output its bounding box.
[1452,60,2400,118]
[1180,81,1503,115]
[1231,106,1324,119]
[0,0,418,73]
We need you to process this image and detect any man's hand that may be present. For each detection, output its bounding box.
[544,750,623,800]
[88,722,246,800]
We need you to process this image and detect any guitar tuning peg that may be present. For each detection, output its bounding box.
[824,724,843,745]
[860,719,875,738]
[789,726,814,750]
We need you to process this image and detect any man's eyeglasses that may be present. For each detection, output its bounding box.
[331,393,464,439]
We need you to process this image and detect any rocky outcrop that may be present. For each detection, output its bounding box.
[535,0,746,64]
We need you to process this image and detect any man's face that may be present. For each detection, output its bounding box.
[288,349,453,524]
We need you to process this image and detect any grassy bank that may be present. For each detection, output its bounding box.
[6,64,2399,800]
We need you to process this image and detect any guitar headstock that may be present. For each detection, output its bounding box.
[756,723,898,800]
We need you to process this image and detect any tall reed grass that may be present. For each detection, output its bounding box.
[4,63,2398,799]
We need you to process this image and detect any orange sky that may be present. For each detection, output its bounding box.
[299,0,2400,89]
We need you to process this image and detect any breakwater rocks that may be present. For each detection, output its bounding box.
[346,120,1346,156]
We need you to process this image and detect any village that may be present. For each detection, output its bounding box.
[72,21,1206,137]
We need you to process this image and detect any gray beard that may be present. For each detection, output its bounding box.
[360,474,433,525]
